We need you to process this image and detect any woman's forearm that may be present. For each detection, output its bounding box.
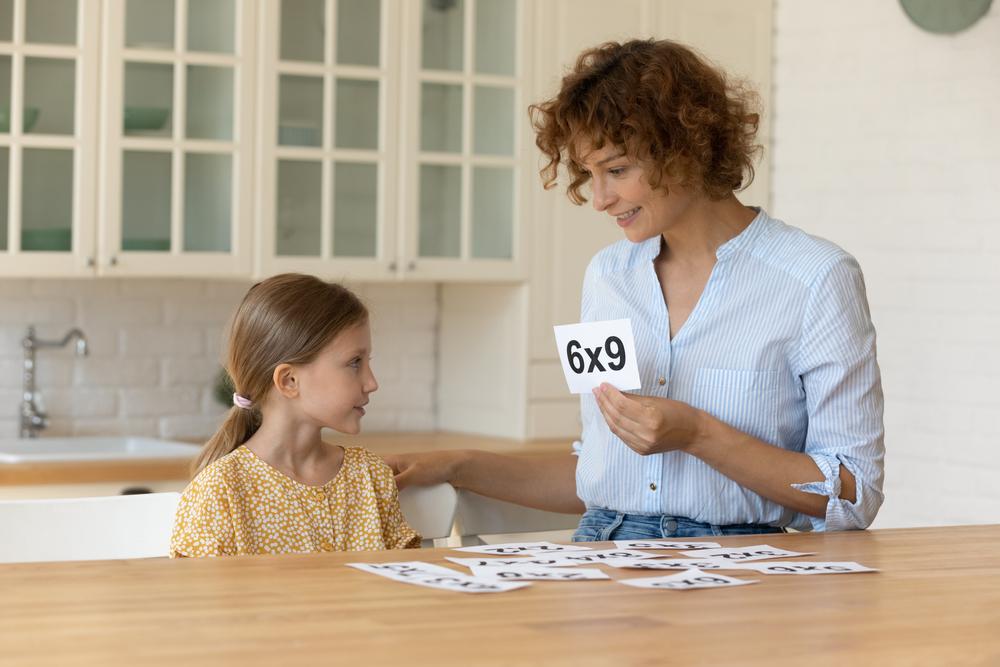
[687,412,857,519]
[451,450,585,514]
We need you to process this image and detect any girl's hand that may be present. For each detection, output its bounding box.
[593,383,707,456]
[384,450,465,489]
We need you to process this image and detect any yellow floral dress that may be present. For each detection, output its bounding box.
[170,445,420,557]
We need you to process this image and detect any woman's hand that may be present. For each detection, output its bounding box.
[593,383,707,455]
[383,450,465,489]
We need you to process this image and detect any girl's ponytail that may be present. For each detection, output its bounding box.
[192,402,261,474]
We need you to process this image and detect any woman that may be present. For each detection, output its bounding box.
[388,39,884,539]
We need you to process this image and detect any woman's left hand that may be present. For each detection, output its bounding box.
[593,383,706,455]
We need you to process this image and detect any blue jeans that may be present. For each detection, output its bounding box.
[572,508,785,541]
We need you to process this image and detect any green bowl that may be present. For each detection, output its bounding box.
[124,106,169,131]
[0,106,41,133]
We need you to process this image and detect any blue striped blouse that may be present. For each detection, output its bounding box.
[574,208,885,531]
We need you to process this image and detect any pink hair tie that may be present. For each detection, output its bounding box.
[232,393,253,410]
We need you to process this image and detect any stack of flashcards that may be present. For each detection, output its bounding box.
[347,539,878,594]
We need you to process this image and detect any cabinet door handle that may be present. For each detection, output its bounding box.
[86,257,95,268]
[388,261,397,272]
[109,256,118,267]
[406,261,416,272]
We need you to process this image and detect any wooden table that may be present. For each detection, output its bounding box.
[3,525,998,666]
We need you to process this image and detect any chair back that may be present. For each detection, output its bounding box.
[398,483,457,545]
[455,489,581,542]
[0,492,181,563]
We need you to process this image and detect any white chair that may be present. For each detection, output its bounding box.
[455,489,581,545]
[398,483,457,547]
[0,492,181,564]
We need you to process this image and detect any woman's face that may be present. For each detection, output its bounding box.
[577,143,694,243]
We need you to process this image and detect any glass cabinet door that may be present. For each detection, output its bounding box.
[406,0,522,279]
[259,0,395,280]
[0,0,99,277]
[99,0,253,276]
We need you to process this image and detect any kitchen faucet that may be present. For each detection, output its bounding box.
[21,325,89,438]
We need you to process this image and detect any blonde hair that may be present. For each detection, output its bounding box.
[193,273,368,474]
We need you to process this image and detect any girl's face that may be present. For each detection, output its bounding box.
[294,320,378,435]
[577,143,695,243]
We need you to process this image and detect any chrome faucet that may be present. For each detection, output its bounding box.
[21,326,89,438]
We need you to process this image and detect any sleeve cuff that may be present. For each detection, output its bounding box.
[792,454,872,531]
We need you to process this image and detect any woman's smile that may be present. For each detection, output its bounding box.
[614,206,641,227]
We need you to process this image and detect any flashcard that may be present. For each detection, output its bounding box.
[553,319,641,394]
[614,540,722,551]
[679,544,813,562]
[469,566,610,581]
[542,549,661,564]
[743,561,879,575]
[618,568,758,590]
[453,541,592,555]
[446,557,583,568]
[347,562,530,593]
[601,558,757,571]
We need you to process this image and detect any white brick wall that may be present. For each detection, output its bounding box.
[772,1,1000,528]
[0,279,438,440]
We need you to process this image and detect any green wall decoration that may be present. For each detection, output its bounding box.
[900,0,993,34]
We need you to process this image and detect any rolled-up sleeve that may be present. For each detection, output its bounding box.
[792,255,885,531]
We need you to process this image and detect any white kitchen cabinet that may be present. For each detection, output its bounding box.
[0,0,100,277]
[1,0,528,282]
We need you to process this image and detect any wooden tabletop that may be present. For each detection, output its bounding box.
[2,524,998,666]
[0,432,572,486]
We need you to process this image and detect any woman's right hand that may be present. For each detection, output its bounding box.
[384,450,466,489]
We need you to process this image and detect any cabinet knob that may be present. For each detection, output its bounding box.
[407,261,416,272]
[388,261,397,272]
[109,256,118,267]
[86,257,95,268]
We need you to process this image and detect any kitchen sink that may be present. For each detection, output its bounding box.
[0,437,201,463]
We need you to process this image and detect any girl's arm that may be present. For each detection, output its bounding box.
[386,449,585,515]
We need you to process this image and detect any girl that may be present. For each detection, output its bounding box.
[171,273,419,557]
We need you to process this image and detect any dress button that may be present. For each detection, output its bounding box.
[649,482,657,491]
[321,541,334,551]
[658,377,666,386]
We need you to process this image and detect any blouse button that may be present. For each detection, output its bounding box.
[657,377,666,386]
[649,482,658,491]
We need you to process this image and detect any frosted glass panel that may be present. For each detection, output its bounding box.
[24,58,75,135]
[276,160,321,256]
[0,0,12,41]
[474,86,514,155]
[421,83,461,152]
[281,0,324,62]
[184,153,231,252]
[26,0,76,45]
[0,147,7,250]
[122,151,171,251]
[333,162,377,257]
[422,0,463,71]
[471,167,513,259]
[126,0,174,48]
[22,149,73,251]
[279,75,323,147]
[0,56,10,133]
[124,62,173,137]
[335,79,378,149]
[188,0,234,53]
[186,65,233,140]
[475,0,515,75]
[337,0,379,66]
[419,164,460,258]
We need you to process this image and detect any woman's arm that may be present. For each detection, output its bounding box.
[593,385,850,518]
[385,449,585,514]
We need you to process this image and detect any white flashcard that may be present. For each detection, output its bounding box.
[553,319,642,394]
[679,544,814,562]
[446,557,583,569]
[347,562,530,594]
[542,549,661,564]
[470,566,610,581]
[619,568,758,591]
[614,540,723,551]
[453,541,592,556]
[743,561,879,575]
[601,558,757,571]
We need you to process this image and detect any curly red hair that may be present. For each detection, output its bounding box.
[529,39,762,204]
